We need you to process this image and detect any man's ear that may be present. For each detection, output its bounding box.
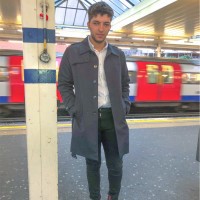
[87,21,90,29]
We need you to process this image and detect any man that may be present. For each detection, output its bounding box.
[58,2,130,200]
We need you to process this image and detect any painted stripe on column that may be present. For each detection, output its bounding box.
[23,28,55,43]
[0,96,9,103]
[24,69,56,83]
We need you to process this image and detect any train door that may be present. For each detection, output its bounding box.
[8,56,24,103]
[0,56,9,103]
[136,61,181,102]
[159,63,181,100]
[136,61,159,101]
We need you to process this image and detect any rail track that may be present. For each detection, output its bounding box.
[0,111,199,124]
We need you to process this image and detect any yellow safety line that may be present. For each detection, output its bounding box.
[126,117,200,123]
[0,117,199,130]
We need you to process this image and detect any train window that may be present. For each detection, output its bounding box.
[190,73,197,83]
[182,73,188,83]
[161,65,174,84]
[197,74,200,84]
[182,73,200,84]
[128,71,136,83]
[0,67,9,82]
[147,65,158,84]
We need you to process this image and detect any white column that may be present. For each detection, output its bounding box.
[21,0,58,199]
[156,42,161,57]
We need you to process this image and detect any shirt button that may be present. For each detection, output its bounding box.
[93,80,97,84]
[93,96,97,99]
[94,65,97,68]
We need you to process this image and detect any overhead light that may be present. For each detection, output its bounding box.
[111,0,177,31]
[164,39,200,46]
[176,50,192,53]
[164,29,184,36]
[163,49,177,53]
[61,32,88,38]
[8,40,23,43]
[118,46,131,50]
[16,15,22,23]
[107,36,122,39]
[56,28,89,38]
[132,37,154,41]
[17,29,22,32]
[137,48,155,53]
[0,28,3,31]
[164,39,178,43]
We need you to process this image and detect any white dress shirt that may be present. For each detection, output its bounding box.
[88,37,111,108]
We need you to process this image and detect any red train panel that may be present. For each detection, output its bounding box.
[8,56,24,103]
[56,57,63,103]
[135,61,182,102]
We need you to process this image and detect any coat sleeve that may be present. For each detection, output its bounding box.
[120,51,131,114]
[58,49,76,117]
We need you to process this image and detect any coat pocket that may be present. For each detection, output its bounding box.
[71,54,89,65]
[74,97,82,116]
[122,100,127,115]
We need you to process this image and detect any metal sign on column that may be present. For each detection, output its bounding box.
[20,0,58,199]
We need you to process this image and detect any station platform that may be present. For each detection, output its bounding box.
[0,118,199,200]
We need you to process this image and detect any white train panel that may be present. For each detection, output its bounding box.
[0,56,9,103]
[129,83,136,100]
[0,82,9,96]
[127,61,137,71]
[181,84,199,96]
[126,61,137,102]
[181,64,200,73]
[0,56,8,66]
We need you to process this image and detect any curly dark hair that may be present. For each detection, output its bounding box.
[88,1,114,21]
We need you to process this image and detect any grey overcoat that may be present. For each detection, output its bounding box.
[58,37,131,161]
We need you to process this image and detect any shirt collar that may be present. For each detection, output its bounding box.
[88,36,108,52]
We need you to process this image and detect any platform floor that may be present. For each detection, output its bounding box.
[0,120,199,200]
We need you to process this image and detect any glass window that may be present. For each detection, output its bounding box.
[161,65,174,84]
[128,71,136,83]
[182,73,200,84]
[196,73,200,84]
[74,10,87,26]
[0,67,9,82]
[147,65,158,84]
[190,73,197,83]
[55,0,144,27]
[182,73,189,83]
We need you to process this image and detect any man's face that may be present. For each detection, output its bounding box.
[87,14,111,44]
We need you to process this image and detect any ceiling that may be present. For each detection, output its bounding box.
[0,0,199,51]
[54,0,142,27]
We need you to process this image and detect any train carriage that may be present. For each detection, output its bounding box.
[0,56,10,104]
[0,50,24,115]
[181,62,200,110]
[0,50,199,116]
[127,56,199,110]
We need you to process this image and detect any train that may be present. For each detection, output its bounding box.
[0,50,199,116]
[126,56,200,112]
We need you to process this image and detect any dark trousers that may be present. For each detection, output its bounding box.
[86,108,123,200]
